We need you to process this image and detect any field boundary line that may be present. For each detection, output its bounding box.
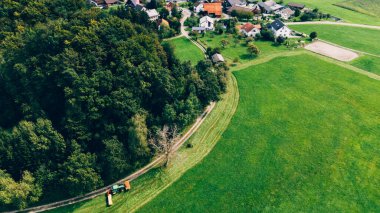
[287,21,380,30]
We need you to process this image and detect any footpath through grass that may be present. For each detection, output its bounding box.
[49,69,239,213]
[138,54,380,212]
[283,0,380,25]
[163,37,204,65]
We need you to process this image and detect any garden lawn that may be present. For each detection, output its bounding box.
[291,24,380,55]
[350,55,380,75]
[164,37,204,65]
[283,0,380,25]
[198,33,290,64]
[138,54,380,212]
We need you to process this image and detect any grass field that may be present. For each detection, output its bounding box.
[138,54,380,212]
[350,55,380,75]
[283,0,380,25]
[163,37,204,65]
[334,0,380,18]
[290,24,380,55]
[49,64,239,213]
[198,33,295,64]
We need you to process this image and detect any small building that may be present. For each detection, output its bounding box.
[194,2,204,13]
[192,26,206,33]
[240,22,261,37]
[146,9,160,21]
[275,8,295,20]
[199,16,215,30]
[212,53,225,63]
[227,5,254,14]
[257,2,272,13]
[105,0,118,7]
[267,19,292,38]
[203,2,223,17]
[287,2,305,10]
[225,0,247,8]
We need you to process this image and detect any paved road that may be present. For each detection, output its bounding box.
[287,21,380,30]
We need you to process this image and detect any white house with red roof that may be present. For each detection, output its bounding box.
[240,23,261,37]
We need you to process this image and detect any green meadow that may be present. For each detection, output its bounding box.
[334,0,380,18]
[283,0,380,25]
[350,55,380,75]
[290,24,380,55]
[138,54,380,212]
[198,33,291,63]
[164,37,204,65]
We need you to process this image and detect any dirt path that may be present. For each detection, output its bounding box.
[287,21,380,30]
[16,102,215,213]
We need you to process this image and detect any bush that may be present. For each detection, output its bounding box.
[310,31,317,40]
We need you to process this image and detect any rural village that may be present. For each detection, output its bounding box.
[0,0,379,212]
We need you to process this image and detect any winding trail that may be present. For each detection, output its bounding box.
[287,21,380,30]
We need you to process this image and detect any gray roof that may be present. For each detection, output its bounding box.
[192,27,206,31]
[281,8,294,16]
[288,2,305,9]
[267,19,285,31]
[258,2,272,12]
[212,53,225,63]
[227,0,246,6]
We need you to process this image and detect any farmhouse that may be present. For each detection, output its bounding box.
[199,16,215,30]
[275,8,295,20]
[264,0,283,11]
[240,22,261,37]
[212,53,225,63]
[203,2,223,17]
[287,2,305,10]
[267,19,292,38]
[146,9,160,21]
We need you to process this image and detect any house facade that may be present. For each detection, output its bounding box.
[267,19,292,38]
[240,22,261,37]
[146,9,160,21]
[199,16,215,30]
[194,2,204,13]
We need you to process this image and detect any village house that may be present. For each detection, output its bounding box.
[224,0,247,8]
[146,9,160,21]
[199,16,215,30]
[240,22,261,37]
[275,7,295,20]
[267,19,292,38]
[203,2,223,17]
[194,2,204,13]
[257,2,272,13]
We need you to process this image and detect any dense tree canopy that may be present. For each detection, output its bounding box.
[0,0,227,210]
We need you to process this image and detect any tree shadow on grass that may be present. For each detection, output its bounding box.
[240,54,257,61]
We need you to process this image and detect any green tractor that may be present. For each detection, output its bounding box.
[110,181,131,195]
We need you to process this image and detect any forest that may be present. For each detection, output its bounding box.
[0,0,227,209]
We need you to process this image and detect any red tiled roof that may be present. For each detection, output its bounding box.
[203,3,222,16]
[241,23,261,32]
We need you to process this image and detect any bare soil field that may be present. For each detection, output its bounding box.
[305,41,359,61]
